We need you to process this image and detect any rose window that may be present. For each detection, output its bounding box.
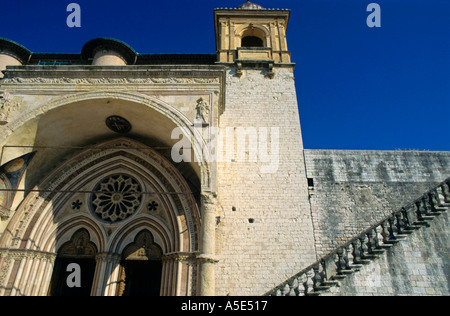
[91,175,142,223]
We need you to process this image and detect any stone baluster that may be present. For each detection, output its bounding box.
[434,187,444,206]
[287,278,298,296]
[387,217,397,242]
[313,263,328,291]
[372,226,383,250]
[336,249,346,274]
[280,283,290,296]
[304,269,316,296]
[442,181,450,203]
[428,192,437,213]
[320,260,329,284]
[312,264,320,290]
[380,221,391,245]
[366,231,375,255]
[352,235,369,266]
[421,196,431,216]
[296,274,307,296]
[351,240,361,264]
[415,200,425,222]
[344,245,354,269]
[359,235,371,259]
[322,252,338,282]
[401,207,412,231]
[394,213,405,236]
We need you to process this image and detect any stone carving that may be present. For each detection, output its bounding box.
[195,97,210,125]
[122,230,162,261]
[91,174,142,223]
[59,229,97,257]
[2,77,220,85]
[0,95,22,122]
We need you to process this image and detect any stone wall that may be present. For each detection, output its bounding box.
[214,67,316,296]
[324,211,450,296]
[304,150,450,257]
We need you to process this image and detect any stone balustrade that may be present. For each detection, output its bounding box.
[265,178,450,296]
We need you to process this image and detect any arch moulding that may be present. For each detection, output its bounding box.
[1,90,213,191]
[0,135,205,296]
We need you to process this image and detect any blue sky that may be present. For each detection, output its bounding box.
[1,0,449,151]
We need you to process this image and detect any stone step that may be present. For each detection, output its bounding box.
[322,280,340,287]
[369,248,385,255]
[315,285,332,292]
[305,291,321,297]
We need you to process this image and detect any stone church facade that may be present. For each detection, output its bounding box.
[0,1,448,296]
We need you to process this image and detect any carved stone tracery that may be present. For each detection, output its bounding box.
[122,230,162,261]
[91,174,142,223]
[58,229,97,258]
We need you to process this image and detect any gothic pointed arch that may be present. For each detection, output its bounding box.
[0,137,201,296]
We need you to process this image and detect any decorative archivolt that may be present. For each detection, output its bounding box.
[1,90,213,191]
[0,137,201,257]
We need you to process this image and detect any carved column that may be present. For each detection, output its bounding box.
[197,192,219,296]
[92,253,121,296]
[0,249,56,296]
[160,252,195,296]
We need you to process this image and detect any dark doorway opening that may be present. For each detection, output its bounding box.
[116,230,163,296]
[48,229,97,296]
[120,260,162,296]
[242,36,264,48]
[49,257,96,296]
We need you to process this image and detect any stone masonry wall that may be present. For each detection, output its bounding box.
[324,211,450,296]
[214,67,316,296]
[304,150,450,257]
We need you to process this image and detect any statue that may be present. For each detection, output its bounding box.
[195,97,210,125]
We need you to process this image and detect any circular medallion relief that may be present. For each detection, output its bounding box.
[105,115,132,134]
[91,174,142,223]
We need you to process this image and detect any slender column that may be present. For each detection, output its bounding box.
[92,253,121,296]
[197,192,219,296]
[0,249,56,296]
[160,257,172,296]
[35,259,55,296]
[160,255,177,296]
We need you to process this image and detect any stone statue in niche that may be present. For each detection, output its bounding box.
[195,97,210,126]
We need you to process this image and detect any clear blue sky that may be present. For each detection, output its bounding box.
[1,0,449,151]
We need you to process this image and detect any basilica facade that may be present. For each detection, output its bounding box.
[0,1,449,296]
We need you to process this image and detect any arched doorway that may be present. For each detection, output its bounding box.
[0,87,218,296]
[48,229,97,296]
[0,137,204,296]
[116,230,163,296]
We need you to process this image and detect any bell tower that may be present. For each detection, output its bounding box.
[214,1,291,77]
[213,1,317,296]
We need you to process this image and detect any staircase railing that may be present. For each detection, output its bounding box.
[264,178,450,296]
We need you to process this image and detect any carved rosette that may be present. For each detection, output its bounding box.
[91,174,142,223]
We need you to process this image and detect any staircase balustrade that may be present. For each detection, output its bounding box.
[265,178,450,296]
